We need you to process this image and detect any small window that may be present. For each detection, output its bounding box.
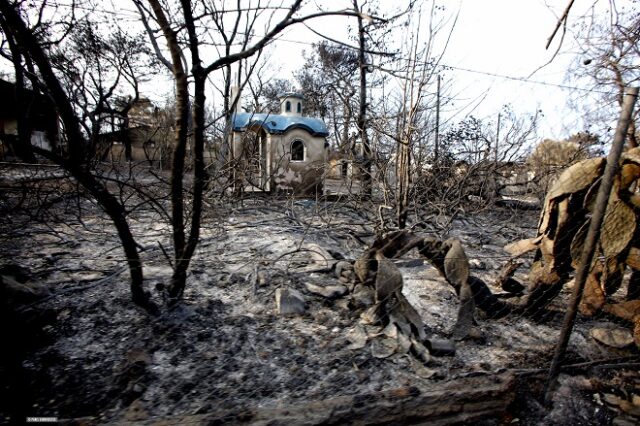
[291,140,305,162]
[297,102,301,113]
[285,100,291,112]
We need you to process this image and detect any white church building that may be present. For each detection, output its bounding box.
[230,92,328,195]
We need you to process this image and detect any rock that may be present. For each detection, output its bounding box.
[374,254,403,303]
[70,271,105,282]
[354,256,371,283]
[360,304,383,325]
[371,337,397,358]
[124,399,148,422]
[468,259,486,270]
[275,287,306,316]
[466,326,485,341]
[590,327,634,348]
[425,338,456,357]
[397,330,412,354]
[341,270,355,281]
[410,337,431,364]
[393,259,424,268]
[335,261,353,279]
[304,243,336,270]
[410,358,438,378]
[0,264,32,282]
[257,270,270,286]
[1,274,51,303]
[381,322,399,339]
[346,324,368,350]
[304,282,348,299]
[327,249,345,260]
[351,284,375,308]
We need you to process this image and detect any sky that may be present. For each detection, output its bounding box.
[264,0,626,141]
[0,0,629,143]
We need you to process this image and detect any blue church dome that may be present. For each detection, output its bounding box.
[232,112,329,137]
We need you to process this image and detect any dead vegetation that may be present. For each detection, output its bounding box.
[2,164,640,424]
[506,147,640,343]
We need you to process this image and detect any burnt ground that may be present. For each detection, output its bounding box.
[1,194,639,425]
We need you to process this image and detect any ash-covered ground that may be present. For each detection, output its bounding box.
[1,195,639,425]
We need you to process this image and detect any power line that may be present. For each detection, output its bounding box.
[16,3,613,96]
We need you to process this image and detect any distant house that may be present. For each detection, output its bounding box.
[0,79,59,159]
[230,92,328,194]
[99,125,169,166]
[98,98,173,167]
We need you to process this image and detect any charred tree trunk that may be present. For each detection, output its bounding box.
[146,0,192,304]
[0,0,157,313]
[396,138,410,228]
[355,0,372,197]
[166,0,207,302]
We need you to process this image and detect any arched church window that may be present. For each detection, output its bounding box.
[291,140,305,162]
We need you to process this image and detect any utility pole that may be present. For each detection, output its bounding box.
[495,112,501,163]
[355,0,371,196]
[434,74,440,164]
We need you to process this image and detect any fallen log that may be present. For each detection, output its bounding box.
[124,373,515,426]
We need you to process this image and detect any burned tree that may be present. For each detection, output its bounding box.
[0,0,159,313]
[136,0,380,304]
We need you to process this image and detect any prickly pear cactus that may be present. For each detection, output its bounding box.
[507,147,640,345]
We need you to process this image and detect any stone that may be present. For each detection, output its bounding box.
[335,261,353,279]
[351,284,375,308]
[590,327,634,348]
[257,270,270,286]
[425,338,456,357]
[124,399,148,422]
[397,330,412,354]
[393,259,424,268]
[70,271,105,282]
[410,337,431,364]
[341,270,355,281]
[468,259,486,270]
[354,257,371,283]
[374,254,403,303]
[466,326,485,341]
[381,322,398,339]
[371,337,397,358]
[304,282,348,299]
[304,243,336,270]
[346,324,368,350]
[1,274,51,303]
[360,304,383,325]
[275,287,306,316]
[409,358,438,378]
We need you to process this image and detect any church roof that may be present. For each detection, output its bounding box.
[232,112,328,137]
